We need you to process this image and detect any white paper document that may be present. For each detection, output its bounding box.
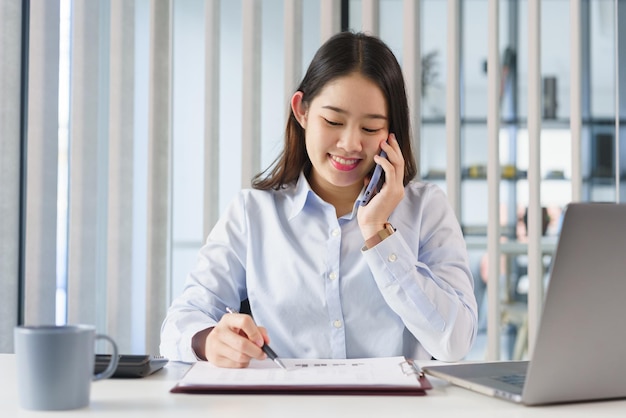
[176,356,423,389]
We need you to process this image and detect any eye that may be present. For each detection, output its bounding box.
[323,118,342,127]
[363,127,382,134]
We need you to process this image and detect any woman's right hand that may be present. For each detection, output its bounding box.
[357,133,405,241]
[194,312,269,368]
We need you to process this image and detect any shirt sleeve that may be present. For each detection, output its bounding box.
[361,184,478,362]
[159,192,249,362]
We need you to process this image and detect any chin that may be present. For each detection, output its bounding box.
[330,175,363,189]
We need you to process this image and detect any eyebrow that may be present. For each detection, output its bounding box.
[321,105,387,121]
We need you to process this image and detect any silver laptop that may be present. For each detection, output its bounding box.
[424,203,626,405]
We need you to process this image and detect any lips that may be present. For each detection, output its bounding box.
[329,154,360,171]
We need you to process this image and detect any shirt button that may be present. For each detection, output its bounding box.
[388,253,398,262]
[331,228,340,237]
[328,272,338,280]
[333,320,342,328]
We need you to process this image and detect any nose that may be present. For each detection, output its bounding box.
[336,126,363,153]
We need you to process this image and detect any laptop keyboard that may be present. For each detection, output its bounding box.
[493,373,526,388]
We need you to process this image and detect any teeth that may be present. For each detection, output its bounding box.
[331,155,359,165]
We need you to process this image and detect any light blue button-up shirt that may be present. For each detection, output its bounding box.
[160,172,477,363]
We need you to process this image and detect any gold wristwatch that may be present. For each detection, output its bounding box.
[364,222,396,250]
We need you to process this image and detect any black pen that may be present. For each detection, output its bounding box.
[225,307,287,370]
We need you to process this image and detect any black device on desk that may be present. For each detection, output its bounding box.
[95,354,168,378]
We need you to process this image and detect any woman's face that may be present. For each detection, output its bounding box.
[292,72,389,197]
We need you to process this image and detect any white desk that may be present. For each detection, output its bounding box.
[2,354,624,417]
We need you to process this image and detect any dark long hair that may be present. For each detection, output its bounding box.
[252,31,417,190]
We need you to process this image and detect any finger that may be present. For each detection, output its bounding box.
[257,326,270,345]
[220,313,267,361]
[373,150,398,185]
[209,324,265,364]
[388,132,400,150]
[380,135,405,182]
[381,133,403,165]
[205,328,252,367]
[208,343,251,368]
[213,355,250,369]
[224,312,265,347]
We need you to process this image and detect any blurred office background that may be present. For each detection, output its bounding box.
[1,0,625,360]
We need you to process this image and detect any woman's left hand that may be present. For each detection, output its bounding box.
[357,132,405,241]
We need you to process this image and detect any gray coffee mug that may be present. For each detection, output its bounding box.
[14,324,119,410]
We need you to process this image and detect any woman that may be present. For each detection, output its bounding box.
[160,32,477,367]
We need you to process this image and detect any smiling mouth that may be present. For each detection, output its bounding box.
[329,154,361,171]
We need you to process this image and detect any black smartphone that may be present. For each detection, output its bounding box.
[94,354,168,378]
[358,150,387,206]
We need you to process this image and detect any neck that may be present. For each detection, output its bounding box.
[308,174,362,218]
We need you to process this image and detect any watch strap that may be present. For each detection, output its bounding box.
[364,222,395,250]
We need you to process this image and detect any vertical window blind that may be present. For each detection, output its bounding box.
[1,0,621,360]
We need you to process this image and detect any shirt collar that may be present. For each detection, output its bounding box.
[289,172,363,221]
[289,172,315,220]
